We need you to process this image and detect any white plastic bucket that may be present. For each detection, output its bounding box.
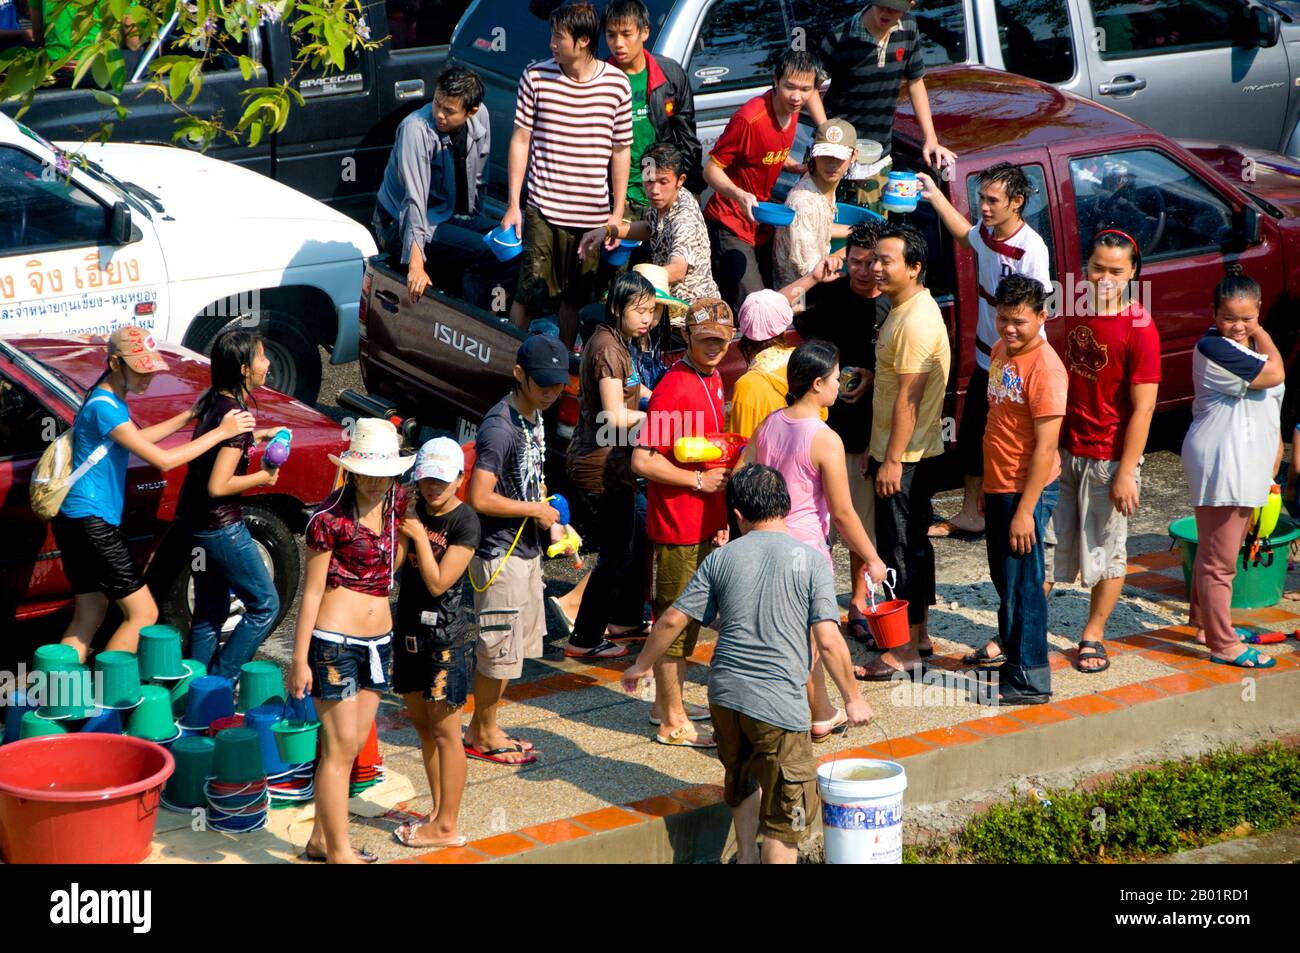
[817,758,907,864]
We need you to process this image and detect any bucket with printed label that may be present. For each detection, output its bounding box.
[816,758,907,864]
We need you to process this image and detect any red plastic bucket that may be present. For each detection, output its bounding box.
[353,721,382,771]
[0,735,174,864]
[864,599,911,650]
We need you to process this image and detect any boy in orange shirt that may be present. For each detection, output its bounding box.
[980,275,1067,705]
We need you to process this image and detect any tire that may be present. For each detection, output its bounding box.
[156,504,300,641]
[188,308,322,405]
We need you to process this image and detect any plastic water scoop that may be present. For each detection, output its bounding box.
[264,428,292,468]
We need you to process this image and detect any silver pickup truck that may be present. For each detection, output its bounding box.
[451,0,1300,201]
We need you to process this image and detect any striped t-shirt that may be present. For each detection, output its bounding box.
[514,58,633,229]
[818,10,925,160]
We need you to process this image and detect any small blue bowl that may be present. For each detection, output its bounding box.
[753,201,796,227]
[602,239,642,267]
[836,203,885,226]
[482,225,523,262]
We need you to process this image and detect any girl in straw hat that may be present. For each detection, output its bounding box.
[291,417,414,863]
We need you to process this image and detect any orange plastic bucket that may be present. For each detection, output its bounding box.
[864,599,910,650]
[0,735,174,864]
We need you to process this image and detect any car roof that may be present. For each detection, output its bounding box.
[894,66,1147,158]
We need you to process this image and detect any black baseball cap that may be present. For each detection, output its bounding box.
[517,333,570,386]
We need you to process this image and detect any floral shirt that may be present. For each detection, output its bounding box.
[774,175,836,295]
[305,485,409,597]
[646,189,720,303]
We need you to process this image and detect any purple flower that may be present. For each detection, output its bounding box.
[356,17,371,41]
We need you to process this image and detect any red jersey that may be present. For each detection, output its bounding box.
[703,91,797,247]
[638,360,728,545]
[1062,301,1162,461]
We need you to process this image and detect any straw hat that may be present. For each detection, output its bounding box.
[327,418,415,477]
[631,264,689,319]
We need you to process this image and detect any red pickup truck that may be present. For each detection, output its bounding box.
[0,335,347,633]
[357,66,1300,448]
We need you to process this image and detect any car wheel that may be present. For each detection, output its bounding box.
[188,308,322,405]
[157,504,300,641]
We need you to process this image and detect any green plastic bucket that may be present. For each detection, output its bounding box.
[1168,514,1299,609]
[271,719,320,764]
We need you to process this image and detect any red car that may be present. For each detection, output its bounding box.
[0,335,347,633]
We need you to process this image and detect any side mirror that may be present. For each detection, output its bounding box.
[1238,203,1262,246]
[1249,6,1280,48]
[110,201,132,245]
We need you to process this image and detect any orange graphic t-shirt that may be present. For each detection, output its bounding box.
[983,338,1068,494]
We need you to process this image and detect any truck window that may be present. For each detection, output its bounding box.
[687,0,791,95]
[0,146,110,254]
[993,0,1074,84]
[1089,0,1238,59]
[965,164,1057,277]
[1069,150,1235,265]
[385,0,473,50]
[0,371,57,460]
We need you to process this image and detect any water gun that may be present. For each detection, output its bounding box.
[543,494,584,569]
[672,433,747,470]
[1243,631,1286,645]
[1245,483,1282,566]
[263,428,292,468]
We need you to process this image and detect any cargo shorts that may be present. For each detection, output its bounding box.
[515,204,602,312]
[470,553,546,680]
[655,541,714,660]
[711,704,819,845]
[1045,450,1141,588]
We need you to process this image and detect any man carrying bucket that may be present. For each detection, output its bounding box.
[622,465,871,864]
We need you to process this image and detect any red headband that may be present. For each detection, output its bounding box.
[1096,228,1140,255]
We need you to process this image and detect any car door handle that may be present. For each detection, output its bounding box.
[375,290,400,312]
[1098,76,1147,96]
[394,79,425,101]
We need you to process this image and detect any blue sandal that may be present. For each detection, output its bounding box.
[1210,645,1276,669]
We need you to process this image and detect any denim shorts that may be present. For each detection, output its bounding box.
[308,630,392,700]
[392,624,473,709]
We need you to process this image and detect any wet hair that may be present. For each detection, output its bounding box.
[550,1,600,50]
[1213,269,1262,312]
[785,339,840,405]
[1088,229,1141,278]
[978,162,1032,211]
[604,272,657,330]
[771,49,823,85]
[877,223,928,285]
[845,219,883,255]
[727,464,790,524]
[601,0,650,32]
[196,329,262,419]
[641,142,685,180]
[434,66,485,113]
[994,274,1047,314]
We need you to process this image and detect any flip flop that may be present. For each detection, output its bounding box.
[811,708,848,743]
[564,639,629,659]
[464,742,538,765]
[854,660,925,682]
[300,845,379,863]
[649,702,711,726]
[393,823,468,850]
[1210,646,1277,669]
[655,725,716,748]
[928,520,984,540]
[607,623,651,640]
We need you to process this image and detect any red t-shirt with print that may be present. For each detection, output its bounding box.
[703,90,798,247]
[1062,301,1162,461]
[638,360,728,545]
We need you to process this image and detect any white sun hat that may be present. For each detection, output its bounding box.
[327,418,416,477]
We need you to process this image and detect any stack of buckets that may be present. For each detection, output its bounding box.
[165,660,321,822]
[349,721,385,796]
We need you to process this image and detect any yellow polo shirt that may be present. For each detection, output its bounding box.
[869,288,951,463]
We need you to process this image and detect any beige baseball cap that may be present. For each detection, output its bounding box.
[108,326,168,373]
[811,119,857,161]
[684,298,735,342]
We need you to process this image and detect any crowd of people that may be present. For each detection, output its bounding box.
[38,1,1287,864]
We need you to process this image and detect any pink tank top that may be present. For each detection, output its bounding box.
[752,409,831,559]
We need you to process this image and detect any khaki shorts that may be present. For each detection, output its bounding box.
[829,452,876,550]
[1045,450,1140,588]
[711,704,819,845]
[654,541,713,659]
[515,204,601,311]
[470,553,545,680]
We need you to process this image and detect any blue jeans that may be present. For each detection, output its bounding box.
[189,522,280,681]
[984,481,1060,697]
